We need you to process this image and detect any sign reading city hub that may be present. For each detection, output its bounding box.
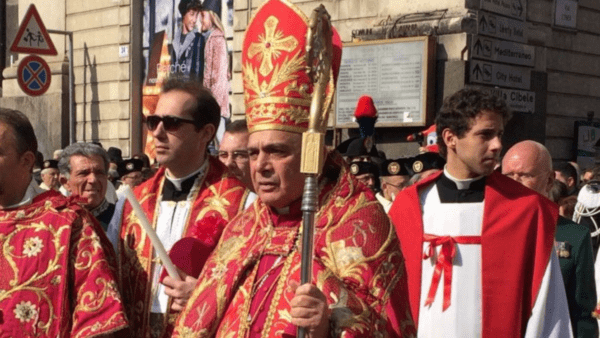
[481,0,526,21]
[470,60,531,90]
[471,35,535,67]
[478,11,526,43]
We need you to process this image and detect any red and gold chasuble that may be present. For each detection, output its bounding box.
[0,191,128,338]
[173,155,416,337]
[390,171,558,337]
[118,157,248,338]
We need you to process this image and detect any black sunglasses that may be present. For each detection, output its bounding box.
[145,115,197,132]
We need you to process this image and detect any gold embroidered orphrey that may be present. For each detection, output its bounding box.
[247,16,299,77]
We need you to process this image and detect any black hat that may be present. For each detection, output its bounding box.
[178,0,203,16]
[380,158,410,177]
[349,161,379,177]
[337,137,379,158]
[107,147,123,164]
[202,0,221,18]
[407,152,446,176]
[118,158,144,177]
[42,159,58,170]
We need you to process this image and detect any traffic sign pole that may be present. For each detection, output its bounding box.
[47,29,74,145]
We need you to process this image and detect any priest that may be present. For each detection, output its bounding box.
[172,1,415,336]
[0,108,129,337]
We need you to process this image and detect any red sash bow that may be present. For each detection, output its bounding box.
[422,233,481,311]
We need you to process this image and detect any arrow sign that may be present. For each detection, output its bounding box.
[469,60,531,90]
[481,0,526,21]
[479,15,488,31]
[478,11,526,43]
[471,35,535,67]
[10,4,57,55]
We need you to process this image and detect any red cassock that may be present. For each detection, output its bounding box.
[0,191,128,338]
[172,154,416,337]
[118,157,249,337]
[389,171,558,337]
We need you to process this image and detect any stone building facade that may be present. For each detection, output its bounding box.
[1,0,600,165]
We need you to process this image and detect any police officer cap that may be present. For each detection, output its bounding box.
[408,152,446,176]
[118,158,144,178]
[380,158,410,177]
[42,159,58,170]
[349,161,379,176]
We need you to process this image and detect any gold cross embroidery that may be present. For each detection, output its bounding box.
[247,16,299,76]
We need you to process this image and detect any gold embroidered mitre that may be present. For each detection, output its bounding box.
[242,0,340,134]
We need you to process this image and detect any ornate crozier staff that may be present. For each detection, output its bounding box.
[298,4,333,338]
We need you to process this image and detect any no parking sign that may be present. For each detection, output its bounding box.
[17,55,51,96]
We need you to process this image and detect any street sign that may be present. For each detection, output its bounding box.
[480,0,526,21]
[474,86,536,113]
[471,35,535,67]
[10,4,57,55]
[17,55,52,96]
[478,11,526,43]
[554,0,578,29]
[469,60,531,90]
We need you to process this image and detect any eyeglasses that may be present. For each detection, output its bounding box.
[145,115,197,132]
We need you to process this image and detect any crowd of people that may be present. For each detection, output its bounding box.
[3,0,600,337]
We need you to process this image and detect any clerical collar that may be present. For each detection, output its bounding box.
[163,160,208,202]
[165,160,208,191]
[436,167,486,203]
[91,198,110,217]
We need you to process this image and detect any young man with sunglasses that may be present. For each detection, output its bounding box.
[114,78,249,337]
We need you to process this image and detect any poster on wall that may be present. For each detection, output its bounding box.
[335,36,435,128]
[575,121,600,170]
[142,0,232,159]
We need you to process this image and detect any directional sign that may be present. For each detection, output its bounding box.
[478,11,526,43]
[471,35,535,67]
[10,4,57,55]
[473,85,536,113]
[480,0,526,21]
[17,55,52,96]
[470,60,531,90]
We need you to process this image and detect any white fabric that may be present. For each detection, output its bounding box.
[105,180,118,204]
[151,200,191,313]
[244,191,257,210]
[524,253,573,338]
[375,192,392,213]
[107,196,127,254]
[416,173,572,338]
[418,183,484,337]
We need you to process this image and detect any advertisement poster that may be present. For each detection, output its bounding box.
[142,0,232,158]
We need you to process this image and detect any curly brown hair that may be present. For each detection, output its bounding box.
[435,88,512,158]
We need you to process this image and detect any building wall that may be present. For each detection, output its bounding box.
[535,0,600,164]
[67,0,132,155]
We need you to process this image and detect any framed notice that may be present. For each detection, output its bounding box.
[575,121,600,169]
[335,36,435,128]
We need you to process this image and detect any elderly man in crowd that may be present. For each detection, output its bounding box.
[39,159,60,191]
[59,142,115,231]
[503,140,598,338]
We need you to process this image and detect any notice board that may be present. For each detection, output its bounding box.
[335,36,435,128]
